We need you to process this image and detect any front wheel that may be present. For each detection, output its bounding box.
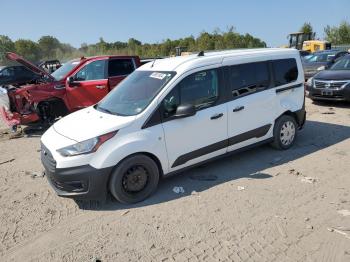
[271,115,297,150]
[109,154,160,204]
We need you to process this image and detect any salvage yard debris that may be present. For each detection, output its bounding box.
[300,176,317,183]
[337,210,350,217]
[0,158,15,165]
[237,186,245,191]
[173,186,185,194]
[328,227,350,240]
[25,171,45,179]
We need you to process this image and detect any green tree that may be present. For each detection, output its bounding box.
[196,31,215,51]
[0,35,15,64]
[300,22,313,34]
[14,39,41,62]
[2,27,267,62]
[324,21,350,44]
[38,35,61,59]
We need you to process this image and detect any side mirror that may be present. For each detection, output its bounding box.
[174,104,196,119]
[67,76,79,87]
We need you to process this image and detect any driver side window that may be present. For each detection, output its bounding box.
[75,60,106,81]
[163,69,219,118]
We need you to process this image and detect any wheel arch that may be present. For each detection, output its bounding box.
[105,151,164,198]
[107,151,164,183]
[37,97,69,119]
[276,110,298,125]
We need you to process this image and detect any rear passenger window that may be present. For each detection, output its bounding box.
[163,69,219,118]
[108,59,135,77]
[230,62,270,98]
[272,59,298,86]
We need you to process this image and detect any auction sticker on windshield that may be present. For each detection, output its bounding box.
[150,72,167,80]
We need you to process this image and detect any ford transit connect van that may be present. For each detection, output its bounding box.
[41,48,306,204]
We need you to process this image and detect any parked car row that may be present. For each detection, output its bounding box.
[306,54,350,102]
[302,49,348,80]
[41,48,306,203]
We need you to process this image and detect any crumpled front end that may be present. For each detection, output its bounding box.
[0,86,40,127]
[0,106,39,127]
[0,106,21,127]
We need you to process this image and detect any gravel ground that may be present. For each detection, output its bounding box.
[0,98,350,262]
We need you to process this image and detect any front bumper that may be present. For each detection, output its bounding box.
[306,85,350,101]
[41,143,113,200]
[0,106,39,127]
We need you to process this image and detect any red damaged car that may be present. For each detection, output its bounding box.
[0,52,140,129]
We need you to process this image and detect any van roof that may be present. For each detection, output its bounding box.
[139,48,299,72]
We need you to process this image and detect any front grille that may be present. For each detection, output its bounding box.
[313,94,344,99]
[41,143,56,173]
[314,80,349,90]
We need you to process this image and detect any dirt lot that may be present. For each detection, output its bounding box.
[0,98,349,262]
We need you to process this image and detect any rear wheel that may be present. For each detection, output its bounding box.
[109,154,159,204]
[271,115,297,150]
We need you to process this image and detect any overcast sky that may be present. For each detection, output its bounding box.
[2,0,349,47]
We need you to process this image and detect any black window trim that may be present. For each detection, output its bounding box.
[142,58,301,129]
[271,58,299,88]
[225,60,273,102]
[142,67,226,128]
[160,67,226,123]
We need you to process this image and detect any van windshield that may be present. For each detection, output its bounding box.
[96,70,175,116]
[51,59,80,81]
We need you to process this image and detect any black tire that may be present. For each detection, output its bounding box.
[271,115,297,150]
[109,154,159,204]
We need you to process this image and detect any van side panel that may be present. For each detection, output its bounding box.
[89,123,169,174]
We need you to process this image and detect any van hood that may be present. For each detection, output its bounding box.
[53,107,136,142]
[5,52,55,81]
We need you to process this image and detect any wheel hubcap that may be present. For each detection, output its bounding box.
[122,165,148,193]
[280,121,296,146]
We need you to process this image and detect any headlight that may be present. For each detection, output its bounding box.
[57,131,117,157]
[306,77,314,87]
[317,65,326,71]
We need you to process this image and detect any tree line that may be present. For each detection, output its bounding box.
[1,22,349,65]
[0,27,266,65]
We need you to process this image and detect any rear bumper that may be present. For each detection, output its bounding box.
[295,108,306,129]
[41,143,113,200]
[294,94,306,130]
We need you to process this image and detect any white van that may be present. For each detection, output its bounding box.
[41,48,306,203]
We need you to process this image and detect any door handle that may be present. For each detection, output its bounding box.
[96,85,106,89]
[232,106,244,112]
[210,113,224,120]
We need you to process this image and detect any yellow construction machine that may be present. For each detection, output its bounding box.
[287,32,331,53]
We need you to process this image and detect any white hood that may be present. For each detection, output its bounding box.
[53,107,136,142]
